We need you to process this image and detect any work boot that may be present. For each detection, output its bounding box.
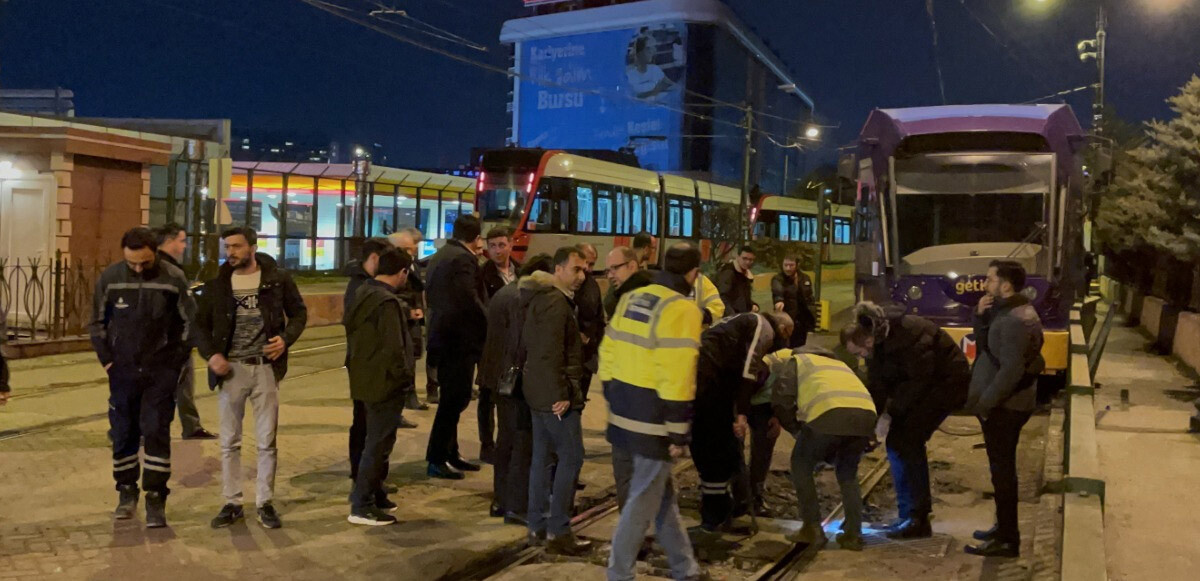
[114,485,139,520]
[546,533,592,556]
[973,524,999,541]
[144,492,167,529]
[786,524,827,547]
[965,538,1019,558]
[885,516,932,540]
[836,532,865,551]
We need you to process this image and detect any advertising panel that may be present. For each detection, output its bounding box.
[518,23,687,171]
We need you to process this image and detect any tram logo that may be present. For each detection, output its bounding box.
[954,277,988,295]
[960,333,977,362]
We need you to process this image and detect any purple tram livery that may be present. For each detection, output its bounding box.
[844,104,1088,375]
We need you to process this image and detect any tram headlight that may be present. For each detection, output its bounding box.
[906,285,923,301]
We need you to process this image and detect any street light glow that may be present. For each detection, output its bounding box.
[805,126,820,139]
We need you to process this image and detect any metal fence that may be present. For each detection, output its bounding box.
[0,252,105,343]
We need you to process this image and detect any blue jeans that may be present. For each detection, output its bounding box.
[886,436,931,520]
[607,453,700,581]
[528,409,584,536]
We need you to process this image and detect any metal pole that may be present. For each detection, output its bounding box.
[1094,5,1107,134]
[815,189,827,302]
[739,104,753,241]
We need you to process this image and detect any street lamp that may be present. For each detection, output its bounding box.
[804,126,821,139]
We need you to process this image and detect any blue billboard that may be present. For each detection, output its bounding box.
[517,23,687,171]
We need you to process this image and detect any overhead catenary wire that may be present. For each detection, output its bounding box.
[1020,83,1099,105]
[925,0,949,105]
[365,1,489,51]
[952,0,1059,96]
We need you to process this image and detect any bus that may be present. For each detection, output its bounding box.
[476,148,851,265]
[845,104,1087,374]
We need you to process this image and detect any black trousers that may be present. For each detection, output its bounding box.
[350,392,403,510]
[425,361,474,464]
[747,403,778,500]
[349,399,393,484]
[690,406,744,529]
[981,408,1032,544]
[108,365,178,495]
[478,387,496,452]
[494,394,533,515]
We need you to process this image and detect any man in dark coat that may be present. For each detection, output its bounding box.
[716,245,756,315]
[477,227,520,461]
[574,244,605,402]
[771,255,816,347]
[520,246,591,555]
[345,248,416,526]
[478,255,554,525]
[841,302,970,540]
[387,228,430,411]
[964,261,1044,558]
[423,214,488,479]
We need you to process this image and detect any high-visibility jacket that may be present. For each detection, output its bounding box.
[599,281,703,460]
[691,274,725,325]
[768,349,878,437]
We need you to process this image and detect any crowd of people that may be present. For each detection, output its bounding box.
[78,216,1044,577]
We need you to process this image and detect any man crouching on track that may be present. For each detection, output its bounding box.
[689,311,785,536]
[766,346,878,551]
[344,248,416,526]
[601,243,704,581]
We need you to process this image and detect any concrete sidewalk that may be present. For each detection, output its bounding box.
[1093,322,1200,581]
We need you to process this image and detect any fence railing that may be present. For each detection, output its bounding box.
[0,252,106,343]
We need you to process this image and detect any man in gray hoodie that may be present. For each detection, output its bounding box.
[964,260,1044,558]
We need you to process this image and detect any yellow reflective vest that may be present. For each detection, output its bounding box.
[599,281,703,459]
[692,274,725,325]
[769,350,878,437]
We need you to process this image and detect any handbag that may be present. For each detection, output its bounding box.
[498,302,529,397]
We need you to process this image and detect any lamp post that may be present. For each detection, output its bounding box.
[1076,5,1107,136]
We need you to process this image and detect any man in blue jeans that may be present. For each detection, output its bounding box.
[519,246,591,555]
[600,243,705,581]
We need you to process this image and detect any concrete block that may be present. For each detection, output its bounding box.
[56,220,72,237]
[302,293,342,328]
[54,170,71,188]
[56,187,73,205]
[48,152,73,172]
[140,209,150,225]
[56,203,71,220]
[1174,312,1200,375]
[139,194,151,210]
[1142,296,1166,338]
[55,237,70,254]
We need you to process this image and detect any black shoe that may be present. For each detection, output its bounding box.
[183,428,218,440]
[349,507,397,526]
[503,512,528,526]
[114,485,139,520]
[399,416,419,429]
[546,533,593,556]
[448,457,481,472]
[883,517,907,532]
[426,391,440,405]
[480,446,496,465]
[427,462,465,480]
[965,539,1019,558]
[211,503,245,528]
[490,502,505,518]
[376,496,398,513]
[575,481,586,491]
[885,517,932,540]
[144,492,167,529]
[526,530,546,547]
[383,483,399,494]
[836,532,864,551]
[973,524,999,541]
[257,502,282,529]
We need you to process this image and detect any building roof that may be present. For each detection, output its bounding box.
[500,0,813,109]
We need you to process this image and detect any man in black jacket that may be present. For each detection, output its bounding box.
[770,255,816,348]
[155,223,217,441]
[345,238,413,494]
[90,227,196,528]
[842,302,970,540]
[478,227,520,460]
[345,249,415,526]
[424,214,488,479]
[521,246,591,555]
[478,255,553,525]
[575,244,604,402]
[388,228,431,411]
[716,245,756,315]
[196,227,307,530]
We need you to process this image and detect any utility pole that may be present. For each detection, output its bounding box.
[814,186,828,303]
[1078,5,1107,135]
[739,104,753,241]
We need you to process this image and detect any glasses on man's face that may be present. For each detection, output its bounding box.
[605,261,633,275]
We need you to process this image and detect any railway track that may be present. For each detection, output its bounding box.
[0,340,349,442]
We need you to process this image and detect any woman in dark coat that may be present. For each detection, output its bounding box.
[841,302,970,540]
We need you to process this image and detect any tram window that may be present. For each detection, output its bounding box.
[682,202,694,237]
[668,203,682,236]
[556,196,571,233]
[802,216,818,243]
[834,218,851,244]
[791,217,801,241]
[576,186,595,233]
[616,191,631,234]
[527,198,552,231]
[778,215,790,241]
[644,195,658,235]
[596,191,614,234]
[632,193,643,233]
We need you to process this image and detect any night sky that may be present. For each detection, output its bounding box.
[3,0,1198,168]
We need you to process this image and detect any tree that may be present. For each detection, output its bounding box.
[1096,73,1200,266]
